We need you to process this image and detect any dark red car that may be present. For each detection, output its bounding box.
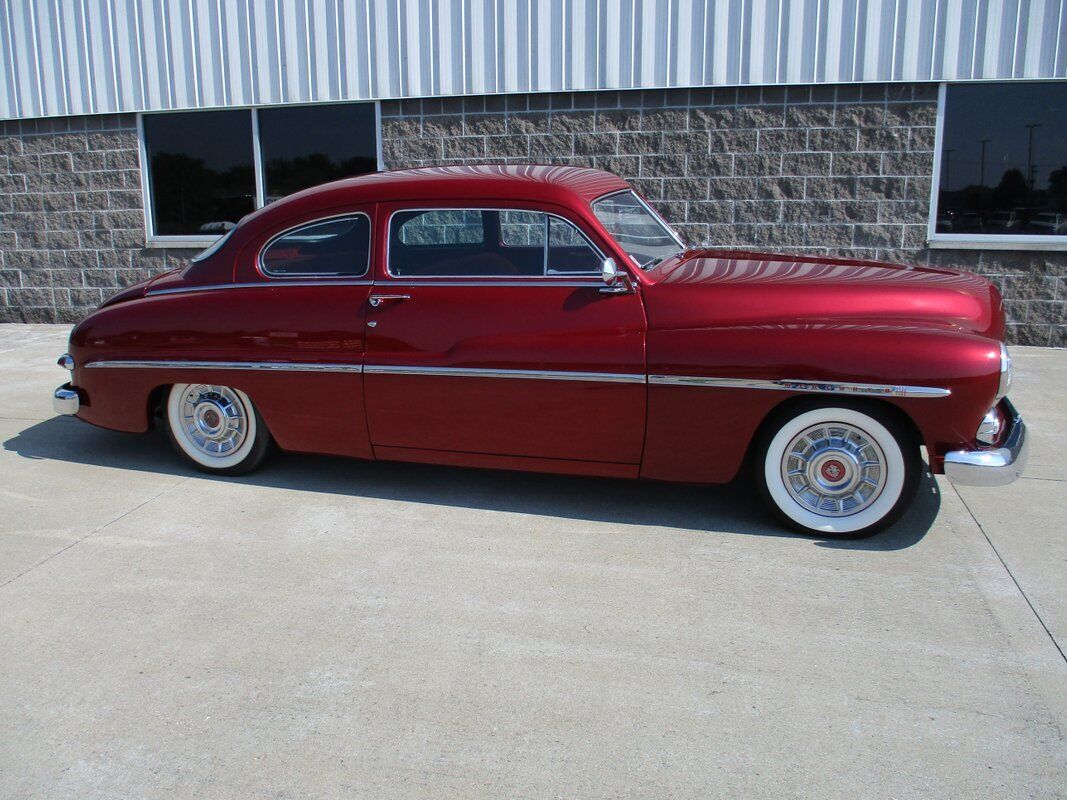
[53,165,1027,537]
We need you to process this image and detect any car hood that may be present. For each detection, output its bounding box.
[641,249,1005,340]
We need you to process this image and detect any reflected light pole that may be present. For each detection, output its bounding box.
[1025,123,1042,206]
[978,138,990,205]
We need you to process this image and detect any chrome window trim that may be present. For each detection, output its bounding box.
[649,375,951,398]
[257,212,372,279]
[385,206,606,279]
[146,280,374,297]
[376,280,602,288]
[363,365,645,383]
[85,360,363,373]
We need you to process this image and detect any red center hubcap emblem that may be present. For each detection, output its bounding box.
[204,410,220,427]
[821,460,845,482]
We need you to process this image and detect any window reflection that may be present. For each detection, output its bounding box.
[142,110,256,236]
[258,103,378,202]
[261,216,371,276]
[936,82,1067,236]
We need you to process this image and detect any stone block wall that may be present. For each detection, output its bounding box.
[380,83,1067,347]
[0,84,1064,345]
[0,114,195,324]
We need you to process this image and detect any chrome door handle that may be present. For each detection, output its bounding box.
[368,294,410,307]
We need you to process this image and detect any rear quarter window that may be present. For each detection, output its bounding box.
[261,215,371,277]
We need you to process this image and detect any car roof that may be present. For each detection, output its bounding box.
[243,164,631,230]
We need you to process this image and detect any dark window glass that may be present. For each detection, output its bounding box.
[143,110,256,236]
[547,216,601,273]
[261,216,371,276]
[258,103,378,202]
[936,82,1067,236]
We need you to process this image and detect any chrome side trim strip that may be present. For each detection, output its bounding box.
[648,375,951,398]
[85,360,363,373]
[363,365,645,383]
[80,360,947,396]
[146,280,373,297]
[146,279,603,295]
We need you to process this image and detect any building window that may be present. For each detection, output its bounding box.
[258,104,378,203]
[141,110,256,237]
[931,82,1067,247]
[139,102,380,242]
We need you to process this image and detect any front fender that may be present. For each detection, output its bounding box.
[641,324,1002,483]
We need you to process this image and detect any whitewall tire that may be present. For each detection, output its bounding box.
[165,383,271,475]
[756,404,920,537]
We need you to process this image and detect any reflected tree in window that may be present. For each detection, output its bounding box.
[258,104,378,202]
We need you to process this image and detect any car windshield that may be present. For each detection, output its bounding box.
[592,190,684,268]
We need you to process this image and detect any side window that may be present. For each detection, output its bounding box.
[390,209,539,277]
[261,215,370,276]
[547,216,602,274]
[396,209,484,245]
[499,210,546,247]
[388,208,602,278]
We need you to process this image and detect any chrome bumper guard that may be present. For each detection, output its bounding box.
[944,399,1028,487]
[53,384,80,416]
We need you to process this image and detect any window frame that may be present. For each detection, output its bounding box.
[385,206,607,280]
[137,101,383,248]
[257,212,373,280]
[927,82,1067,252]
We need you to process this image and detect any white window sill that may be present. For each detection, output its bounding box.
[145,237,219,249]
[927,235,1067,252]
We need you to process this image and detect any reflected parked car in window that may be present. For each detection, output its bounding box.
[1026,212,1067,234]
[986,209,1025,232]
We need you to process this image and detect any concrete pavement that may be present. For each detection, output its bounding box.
[1,324,1065,799]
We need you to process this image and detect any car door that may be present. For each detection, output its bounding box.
[363,203,647,469]
[228,209,376,458]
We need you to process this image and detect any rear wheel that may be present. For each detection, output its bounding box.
[165,383,271,475]
[755,404,920,538]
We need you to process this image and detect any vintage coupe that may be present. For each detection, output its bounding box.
[54,165,1027,537]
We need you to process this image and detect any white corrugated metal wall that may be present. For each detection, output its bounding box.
[1,0,1065,121]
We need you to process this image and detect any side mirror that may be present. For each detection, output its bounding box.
[599,257,632,294]
[601,257,619,286]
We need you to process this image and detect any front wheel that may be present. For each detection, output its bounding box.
[755,404,920,538]
[165,383,272,475]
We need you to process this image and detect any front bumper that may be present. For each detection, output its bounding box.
[944,399,1028,487]
[53,383,80,415]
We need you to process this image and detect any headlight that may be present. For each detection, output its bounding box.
[997,343,1013,401]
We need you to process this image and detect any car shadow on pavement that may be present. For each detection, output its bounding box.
[5,417,940,550]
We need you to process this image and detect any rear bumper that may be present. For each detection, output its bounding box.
[53,383,80,416]
[944,399,1028,487]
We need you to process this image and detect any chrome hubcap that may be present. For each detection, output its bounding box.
[781,423,887,517]
[179,385,248,456]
